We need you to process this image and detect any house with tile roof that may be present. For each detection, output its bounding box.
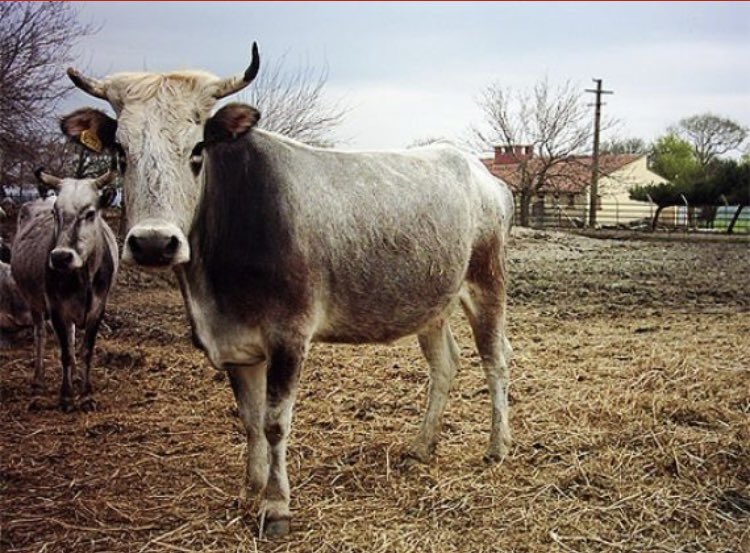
[482,145,669,227]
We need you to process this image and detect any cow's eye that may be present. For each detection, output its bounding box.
[83,209,96,222]
[190,142,204,176]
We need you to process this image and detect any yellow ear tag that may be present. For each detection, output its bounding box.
[80,129,103,153]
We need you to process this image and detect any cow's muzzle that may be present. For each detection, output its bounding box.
[49,248,82,272]
[123,223,190,268]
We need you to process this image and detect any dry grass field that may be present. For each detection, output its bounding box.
[1,228,748,552]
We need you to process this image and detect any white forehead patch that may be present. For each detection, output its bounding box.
[54,179,99,213]
[103,70,221,106]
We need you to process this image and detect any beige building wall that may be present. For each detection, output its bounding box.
[595,156,671,225]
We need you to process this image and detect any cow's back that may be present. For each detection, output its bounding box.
[11,199,55,314]
[253,132,513,342]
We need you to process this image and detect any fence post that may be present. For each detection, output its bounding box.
[680,194,690,232]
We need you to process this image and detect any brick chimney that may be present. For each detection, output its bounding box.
[493,144,533,165]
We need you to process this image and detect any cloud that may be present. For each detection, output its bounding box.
[326,83,481,150]
[67,2,749,150]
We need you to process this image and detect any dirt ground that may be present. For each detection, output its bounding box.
[1,228,748,553]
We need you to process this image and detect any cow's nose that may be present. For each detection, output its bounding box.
[127,234,180,267]
[49,249,74,271]
[123,222,190,267]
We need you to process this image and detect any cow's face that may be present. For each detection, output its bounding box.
[35,170,116,273]
[62,44,260,269]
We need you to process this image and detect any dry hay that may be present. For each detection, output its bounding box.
[1,229,748,552]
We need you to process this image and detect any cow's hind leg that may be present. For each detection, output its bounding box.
[227,363,269,503]
[261,339,307,538]
[463,239,512,462]
[407,319,460,463]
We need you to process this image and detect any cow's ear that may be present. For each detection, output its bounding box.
[60,108,118,154]
[99,187,117,209]
[205,103,260,143]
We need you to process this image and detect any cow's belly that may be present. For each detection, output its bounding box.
[313,271,464,344]
[312,232,471,343]
[313,302,454,344]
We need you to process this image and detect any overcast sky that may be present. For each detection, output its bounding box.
[68,2,749,151]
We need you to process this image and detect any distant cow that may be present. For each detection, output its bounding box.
[0,247,33,336]
[63,43,514,536]
[11,171,118,411]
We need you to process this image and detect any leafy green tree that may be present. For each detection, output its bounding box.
[649,134,702,186]
[708,159,750,233]
[633,131,749,232]
[629,181,687,230]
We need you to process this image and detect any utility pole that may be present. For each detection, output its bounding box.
[585,79,613,228]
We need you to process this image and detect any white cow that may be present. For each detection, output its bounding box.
[62,43,514,536]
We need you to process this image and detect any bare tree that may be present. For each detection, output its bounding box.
[238,54,347,147]
[406,136,451,148]
[672,113,748,169]
[601,137,648,155]
[469,78,595,226]
[0,2,96,193]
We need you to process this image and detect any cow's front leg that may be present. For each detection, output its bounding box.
[262,340,307,538]
[78,314,104,412]
[30,311,46,394]
[50,312,76,412]
[227,363,269,501]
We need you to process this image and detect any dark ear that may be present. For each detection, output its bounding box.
[99,187,117,209]
[204,103,260,143]
[60,108,118,154]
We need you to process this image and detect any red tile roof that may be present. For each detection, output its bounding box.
[482,153,640,194]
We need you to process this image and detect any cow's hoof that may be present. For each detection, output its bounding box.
[27,396,45,412]
[483,445,509,464]
[79,396,97,413]
[403,443,432,466]
[263,517,290,538]
[483,452,505,464]
[59,398,76,413]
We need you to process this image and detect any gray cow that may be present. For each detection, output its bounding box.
[11,170,118,411]
[63,44,514,536]
[0,257,33,338]
[1,237,32,335]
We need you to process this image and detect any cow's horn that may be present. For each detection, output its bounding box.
[34,168,62,191]
[67,68,108,100]
[93,170,116,189]
[213,42,260,99]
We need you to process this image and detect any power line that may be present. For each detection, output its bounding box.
[585,78,613,228]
